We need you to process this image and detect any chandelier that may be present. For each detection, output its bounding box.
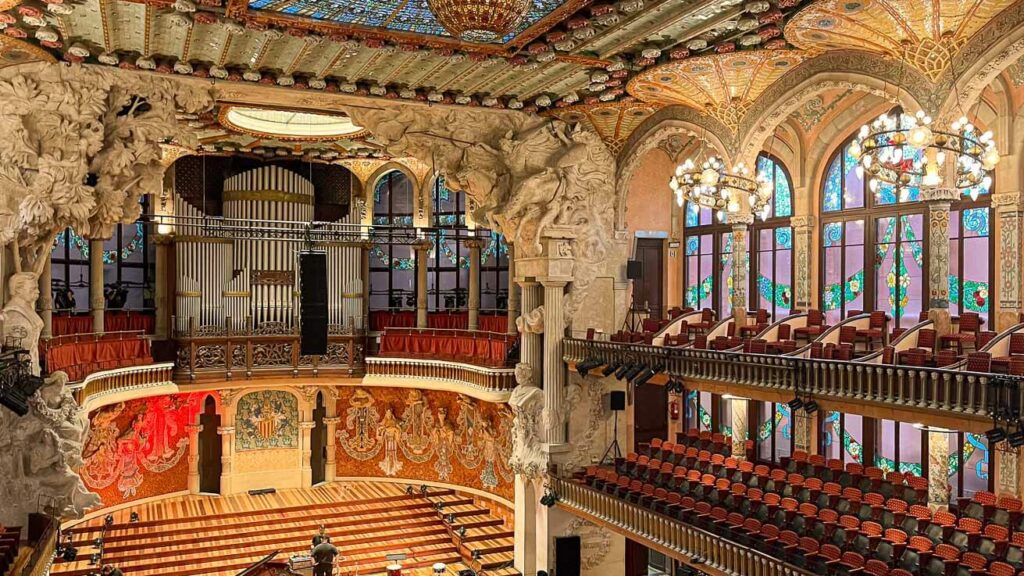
[670,156,762,223]
[427,0,532,43]
[849,110,999,201]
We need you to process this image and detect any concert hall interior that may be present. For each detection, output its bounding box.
[6,0,1024,575]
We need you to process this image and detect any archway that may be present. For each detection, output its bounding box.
[198,395,222,494]
[311,391,327,486]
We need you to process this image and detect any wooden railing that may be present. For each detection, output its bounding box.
[174,328,366,381]
[550,477,814,576]
[564,338,1024,419]
[71,362,175,406]
[365,357,516,395]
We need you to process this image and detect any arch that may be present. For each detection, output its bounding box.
[368,162,420,200]
[736,53,931,167]
[615,113,734,232]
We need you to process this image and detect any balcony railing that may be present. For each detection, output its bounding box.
[174,326,365,381]
[71,362,175,407]
[550,476,814,576]
[564,339,1023,419]
[365,357,516,395]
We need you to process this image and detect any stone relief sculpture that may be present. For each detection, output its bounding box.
[343,103,618,327]
[2,272,44,373]
[0,62,212,528]
[0,372,101,527]
[515,305,545,335]
[508,383,545,478]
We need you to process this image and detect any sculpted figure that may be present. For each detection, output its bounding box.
[2,272,44,373]
[508,383,546,478]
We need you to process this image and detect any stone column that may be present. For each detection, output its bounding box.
[300,420,316,488]
[534,476,553,573]
[507,244,519,334]
[38,257,52,339]
[324,416,341,482]
[89,237,106,333]
[217,426,235,495]
[513,474,538,574]
[154,234,171,340]
[360,241,372,331]
[186,423,202,494]
[791,215,816,312]
[414,240,431,329]
[542,279,567,445]
[466,238,484,331]
[993,192,1023,331]
[730,215,753,324]
[922,188,960,335]
[729,397,749,460]
[518,280,542,384]
[928,430,952,508]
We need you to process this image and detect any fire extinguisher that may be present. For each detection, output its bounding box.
[670,400,680,421]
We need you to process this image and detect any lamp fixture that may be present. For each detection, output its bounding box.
[427,0,532,43]
[670,155,758,223]
[849,110,997,200]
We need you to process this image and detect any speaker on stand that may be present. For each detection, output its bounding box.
[299,251,328,356]
[623,260,648,333]
[600,391,626,465]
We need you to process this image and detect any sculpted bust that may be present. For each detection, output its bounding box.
[3,272,44,374]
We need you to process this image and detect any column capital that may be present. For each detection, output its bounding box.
[993,191,1022,209]
[216,426,235,436]
[539,279,568,289]
[323,416,342,425]
[516,278,541,288]
[185,424,203,434]
[359,240,376,251]
[413,239,433,252]
[464,238,486,250]
[920,187,960,203]
[727,213,754,226]
[152,233,175,246]
[790,215,816,229]
[299,421,317,430]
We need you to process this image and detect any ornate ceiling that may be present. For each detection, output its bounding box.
[543,100,658,155]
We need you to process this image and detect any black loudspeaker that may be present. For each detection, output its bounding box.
[555,535,581,576]
[299,251,328,356]
[626,260,643,280]
[610,390,626,411]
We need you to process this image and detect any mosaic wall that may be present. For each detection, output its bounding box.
[79,393,204,506]
[235,390,299,451]
[335,387,514,500]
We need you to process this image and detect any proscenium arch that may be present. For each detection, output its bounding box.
[615,112,735,232]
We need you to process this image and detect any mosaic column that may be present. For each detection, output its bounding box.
[38,257,51,339]
[507,244,519,334]
[730,397,749,460]
[466,238,484,331]
[300,420,316,488]
[923,188,960,335]
[993,443,1021,498]
[790,216,816,312]
[518,280,542,385]
[928,430,952,508]
[324,416,341,482]
[793,411,815,455]
[186,423,202,494]
[993,192,1023,331]
[154,234,171,339]
[414,240,431,329]
[217,426,235,495]
[542,279,568,445]
[730,214,753,324]
[89,237,106,333]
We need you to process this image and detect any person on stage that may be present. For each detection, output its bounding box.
[100,565,124,576]
[311,535,340,576]
[311,525,328,548]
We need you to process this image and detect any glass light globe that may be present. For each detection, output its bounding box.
[700,168,720,186]
[907,124,932,148]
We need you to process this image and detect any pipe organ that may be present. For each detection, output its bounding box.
[174,165,362,334]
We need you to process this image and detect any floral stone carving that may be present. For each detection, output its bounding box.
[508,382,546,478]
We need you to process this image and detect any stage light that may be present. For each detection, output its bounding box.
[614,362,633,380]
[576,358,602,377]
[787,397,803,411]
[419,485,428,495]
[61,547,78,562]
[803,400,818,415]
[129,512,139,523]
[623,363,646,382]
[1009,428,1024,448]
[104,514,113,526]
[457,525,467,539]
[539,489,559,507]
[433,563,447,575]
[89,553,100,565]
[445,513,455,524]
[406,486,414,495]
[986,427,1007,443]
[632,368,655,387]
[602,361,621,377]
[472,550,482,560]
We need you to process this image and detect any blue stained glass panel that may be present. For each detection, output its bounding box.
[824,156,843,212]
[963,208,989,236]
[775,226,792,250]
[685,202,700,228]
[774,164,792,217]
[824,222,843,247]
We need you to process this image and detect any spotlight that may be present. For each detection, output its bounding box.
[61,547,78,562]
[1009,428,1024,448]
[433,563,447,575]
[457,525,467,539]
[787,397,803,411]
[803,400,818,415]
[472,550,482,561]
[129,512,139,523]
[985,427,1007,443]
[419,485,428,495]
[104,515,114,526]
[406,486,414,495]
[446,513,455,524]
[623,363,646,382]
[576,358,602,377]
[89,553,100,565]
[539,489,559,507]
[602,361,622,377]
[93,538,103,548]
[632,368,656,387]
[614,362,633,380]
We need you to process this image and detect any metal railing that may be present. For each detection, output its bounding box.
[365,357,516,394]
[550,476,814,576]
[564,338,1023,418]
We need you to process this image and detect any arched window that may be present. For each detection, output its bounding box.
[369,170,416,312]
[683,204,741,315]
[820,130,993,327]
[752,153,794,319]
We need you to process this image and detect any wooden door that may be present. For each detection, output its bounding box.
[634,239,665,318]
[311,392,327,485]
[634,384,668,452]
[198,395,221,494]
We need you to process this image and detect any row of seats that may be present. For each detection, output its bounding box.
[576,434,1024,576]
[0,524,21,574]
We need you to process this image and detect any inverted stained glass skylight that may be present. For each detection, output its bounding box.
[246,0,569,44]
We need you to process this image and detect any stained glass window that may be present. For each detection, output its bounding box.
[685,234,714,310]
[823,411,864,465]
[756,153,793,218]
[370,171,416,312]
[756,400,793,465]
[752,154,794,322]
[822,220,865,324]
[949,207,991,317]
[874,214,924,327]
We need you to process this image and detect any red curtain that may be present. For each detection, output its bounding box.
[370,311,508,333]
[52,312,155,337]
[43,335,154,381]
[379,329,516,367]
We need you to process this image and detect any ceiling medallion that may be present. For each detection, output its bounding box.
[850,110,998,200]
[427,0,532,43]
[219,106,367,141]
[670,155,764,223]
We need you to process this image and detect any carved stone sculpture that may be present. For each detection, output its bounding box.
[508,382,546,478]
[0,372,100,527]
[2,272,44,374]
[515,305,545,335]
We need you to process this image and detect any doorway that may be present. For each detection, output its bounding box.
[633,238,665,319]
[311,392,327,485]
[634,384,668,452]
[198,395,221,494]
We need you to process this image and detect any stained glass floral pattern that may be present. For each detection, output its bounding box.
[823,270,865,311]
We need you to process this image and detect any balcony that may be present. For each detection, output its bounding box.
[364,357,516,399]
[70,362,176,409]
[564,338,1023,428]
[549,476,813,576]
